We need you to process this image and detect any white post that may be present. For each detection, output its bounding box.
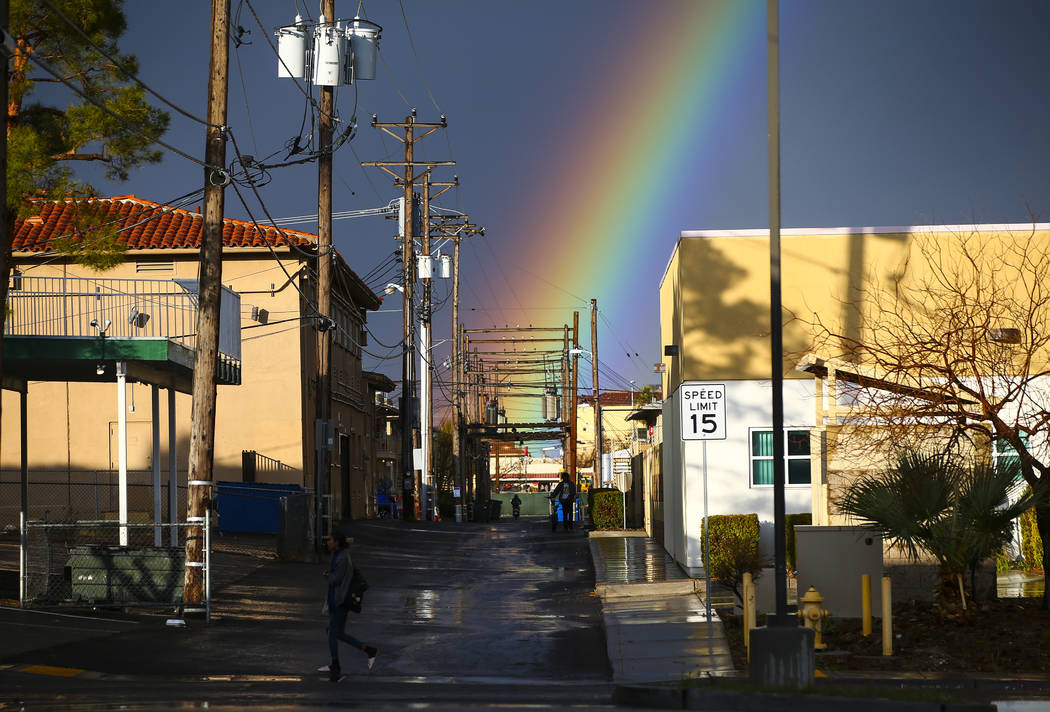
[152,384,161,547]
[419,320,429,518]
[116,361,129,546]
[168,388,178,546]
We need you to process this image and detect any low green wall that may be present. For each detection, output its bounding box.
[491,492,552,516]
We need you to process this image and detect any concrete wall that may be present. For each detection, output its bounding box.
[662,379,813,575]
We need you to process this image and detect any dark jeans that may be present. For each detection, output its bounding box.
[327,605,364,665]
[561,499,574,530]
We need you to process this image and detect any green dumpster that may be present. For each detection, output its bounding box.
[67,545,185,604]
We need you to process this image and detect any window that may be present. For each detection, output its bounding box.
[751,429,811,486]
[993,434,1028,480]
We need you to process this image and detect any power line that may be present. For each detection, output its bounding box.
[397,0,442,114]
[38,0,218,128]
[19,46,212,169]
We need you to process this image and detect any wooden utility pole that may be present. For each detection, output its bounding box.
[591,299,600,486]
[363,114,451,520]
[315,0,335,532]
[561,325,569,474]
[185,0,230,604]
[420,170,432,520]
[569,311,580,487]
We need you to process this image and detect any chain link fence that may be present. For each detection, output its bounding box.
[10,475,321,615]
[0,469,188,533]
[21,519,209,618]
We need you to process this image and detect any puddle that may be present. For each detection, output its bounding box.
[997,572,1045,598]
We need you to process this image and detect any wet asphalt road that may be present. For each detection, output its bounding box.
[0,517,631,710]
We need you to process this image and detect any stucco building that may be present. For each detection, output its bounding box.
[2,195,394,524]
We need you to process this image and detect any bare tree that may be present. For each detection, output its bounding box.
[808,225,1050,608]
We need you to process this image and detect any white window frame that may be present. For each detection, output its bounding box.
[748,426,812,488]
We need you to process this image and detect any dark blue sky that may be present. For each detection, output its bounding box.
[68,1,1050,396]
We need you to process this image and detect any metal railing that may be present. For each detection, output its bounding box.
[241,450,296,484]
[6,275,241,361]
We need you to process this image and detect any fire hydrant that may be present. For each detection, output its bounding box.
[797,586,831,650]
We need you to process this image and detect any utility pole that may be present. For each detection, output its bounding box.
[420,170,432,521]
[569,311,580,488]
[186,0,230,605]
[561,325,569,475]
[591,299,601,486]
[363,113,451,520]
[315,0,335,537]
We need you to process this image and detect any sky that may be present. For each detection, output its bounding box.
[68,0,1050,423]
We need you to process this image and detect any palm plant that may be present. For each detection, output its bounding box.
[839,451,1037,612]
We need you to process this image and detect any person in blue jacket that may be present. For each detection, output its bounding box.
[550,472,577,532]
[320,532,378,681]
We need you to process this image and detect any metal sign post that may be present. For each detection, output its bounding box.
[679,382,727,639]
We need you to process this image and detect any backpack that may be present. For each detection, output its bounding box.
[342,566,369,613]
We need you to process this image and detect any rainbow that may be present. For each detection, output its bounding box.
[494,0,766,326]
[472,1,767,424]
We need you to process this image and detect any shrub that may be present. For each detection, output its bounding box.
[785,513,812,572]
[701,514,762,602]
[1020,490,1043,573]
[588,488,624,530]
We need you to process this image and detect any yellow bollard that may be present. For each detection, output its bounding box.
[861,574,872,637]
[742,572,753,647]
[744,575,756,660]
[881,576,893,656]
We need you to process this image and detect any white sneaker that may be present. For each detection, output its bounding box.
[317,664,331,673]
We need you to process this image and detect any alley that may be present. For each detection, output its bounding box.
[0,518,616,710]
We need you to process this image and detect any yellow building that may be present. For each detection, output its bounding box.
[657,222,1050,574]
[2,195,392,525]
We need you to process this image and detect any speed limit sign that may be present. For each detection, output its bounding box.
[680,383,727,441]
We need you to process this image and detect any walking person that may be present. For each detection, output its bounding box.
[320,532,377,681]
[550,472,577,532]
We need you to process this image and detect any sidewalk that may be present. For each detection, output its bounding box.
[589,533,737,683]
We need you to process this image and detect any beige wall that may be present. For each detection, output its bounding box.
[3,250,309,485]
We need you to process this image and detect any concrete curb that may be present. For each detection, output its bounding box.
[612,684,996,712]
[588,530,649,538]
[595,580,699,599]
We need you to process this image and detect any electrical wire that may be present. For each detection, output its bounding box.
[20,48,213,169]
[397,0,442,114]
[37,0,218,128]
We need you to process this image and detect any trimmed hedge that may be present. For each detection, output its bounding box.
[1020,490,1043,572]
[588,488,624,530]
[701,514,762,601]
[785,512,812,572]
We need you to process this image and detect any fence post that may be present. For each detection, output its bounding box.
[18,512,25,607]
[93,470,99,521]
[205,513,211,624]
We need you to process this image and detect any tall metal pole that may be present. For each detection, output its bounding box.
[590,299,601,486]
[186,0,230,604]
[316,0,335,530]
[767,0,788,624]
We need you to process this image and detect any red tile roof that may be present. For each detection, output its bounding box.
[14,195,316,252]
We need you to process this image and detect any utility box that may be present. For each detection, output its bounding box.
[67,545,185,604]
[795,525,882,618]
